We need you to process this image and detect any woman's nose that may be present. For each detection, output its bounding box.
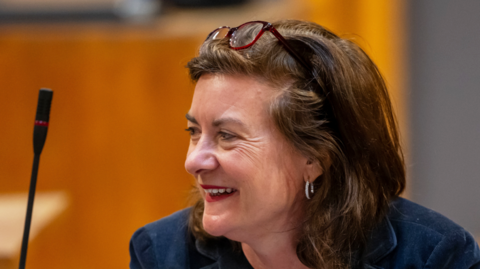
[184,139,219,176]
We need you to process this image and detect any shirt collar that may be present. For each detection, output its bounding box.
[196,237,253,269]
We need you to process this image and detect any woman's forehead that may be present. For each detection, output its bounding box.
[194,73,276,97]
[188,74,277,121]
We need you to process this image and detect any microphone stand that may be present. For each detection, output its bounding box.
[19,89,53,269]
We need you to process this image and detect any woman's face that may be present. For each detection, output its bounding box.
[185,74,312,243]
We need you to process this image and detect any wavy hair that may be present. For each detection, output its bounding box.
[186,20,405,269]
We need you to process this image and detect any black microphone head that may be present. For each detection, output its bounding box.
[35,88,53,123]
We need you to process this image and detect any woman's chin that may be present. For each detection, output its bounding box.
[202,213,234,237]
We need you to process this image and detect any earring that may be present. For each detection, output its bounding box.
[305,180,311,200]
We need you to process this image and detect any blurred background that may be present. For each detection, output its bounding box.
[0,0,478,268]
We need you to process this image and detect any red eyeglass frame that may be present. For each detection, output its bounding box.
[206,21,312,72]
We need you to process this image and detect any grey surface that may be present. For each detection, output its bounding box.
[408,0,480,234]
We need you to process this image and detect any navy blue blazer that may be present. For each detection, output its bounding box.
[130,198,480,268]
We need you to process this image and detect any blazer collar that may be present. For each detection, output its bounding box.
[194,217,397,268]
[364,216,397,265]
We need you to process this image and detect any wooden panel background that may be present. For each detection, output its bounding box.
[0,1,406,268]
[0,28,201,269]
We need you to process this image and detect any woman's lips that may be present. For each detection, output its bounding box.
[200,184,237,203]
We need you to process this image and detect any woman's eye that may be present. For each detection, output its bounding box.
[219,131,235,141]
[185,127,199,136]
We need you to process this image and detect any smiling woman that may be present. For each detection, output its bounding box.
[185,74,312,249]
[129,20,480,269]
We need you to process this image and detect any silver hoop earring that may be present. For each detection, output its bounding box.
[305,181,311,200]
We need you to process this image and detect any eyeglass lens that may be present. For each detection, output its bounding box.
[210,27,231,40]
[230,22,264,48]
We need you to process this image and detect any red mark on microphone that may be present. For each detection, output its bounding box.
[35,121,49,127]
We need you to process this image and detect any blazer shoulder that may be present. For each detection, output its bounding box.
[389,197,466,235]
[385,198,480,268]
[130,208,192,269]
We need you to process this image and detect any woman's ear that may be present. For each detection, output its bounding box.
[305,158,323,183]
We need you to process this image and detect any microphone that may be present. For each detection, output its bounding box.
[19,88,53,269]
[33,89,53,155]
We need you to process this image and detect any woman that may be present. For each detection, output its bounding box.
[130,20,480,268]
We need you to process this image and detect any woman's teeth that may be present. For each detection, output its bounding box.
[204,188,235,196]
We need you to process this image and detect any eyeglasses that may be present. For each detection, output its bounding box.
[205,21,312,72]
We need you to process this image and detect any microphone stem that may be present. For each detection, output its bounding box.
[19,153,41,269]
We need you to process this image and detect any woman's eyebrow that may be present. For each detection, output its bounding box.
[212,117,246,128]
[185,113,198,124]
[186,113,246,128]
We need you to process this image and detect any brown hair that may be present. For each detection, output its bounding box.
[186,20,405,268]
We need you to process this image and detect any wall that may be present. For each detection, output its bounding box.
[408,0,480,237]
[0,25,200,268]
